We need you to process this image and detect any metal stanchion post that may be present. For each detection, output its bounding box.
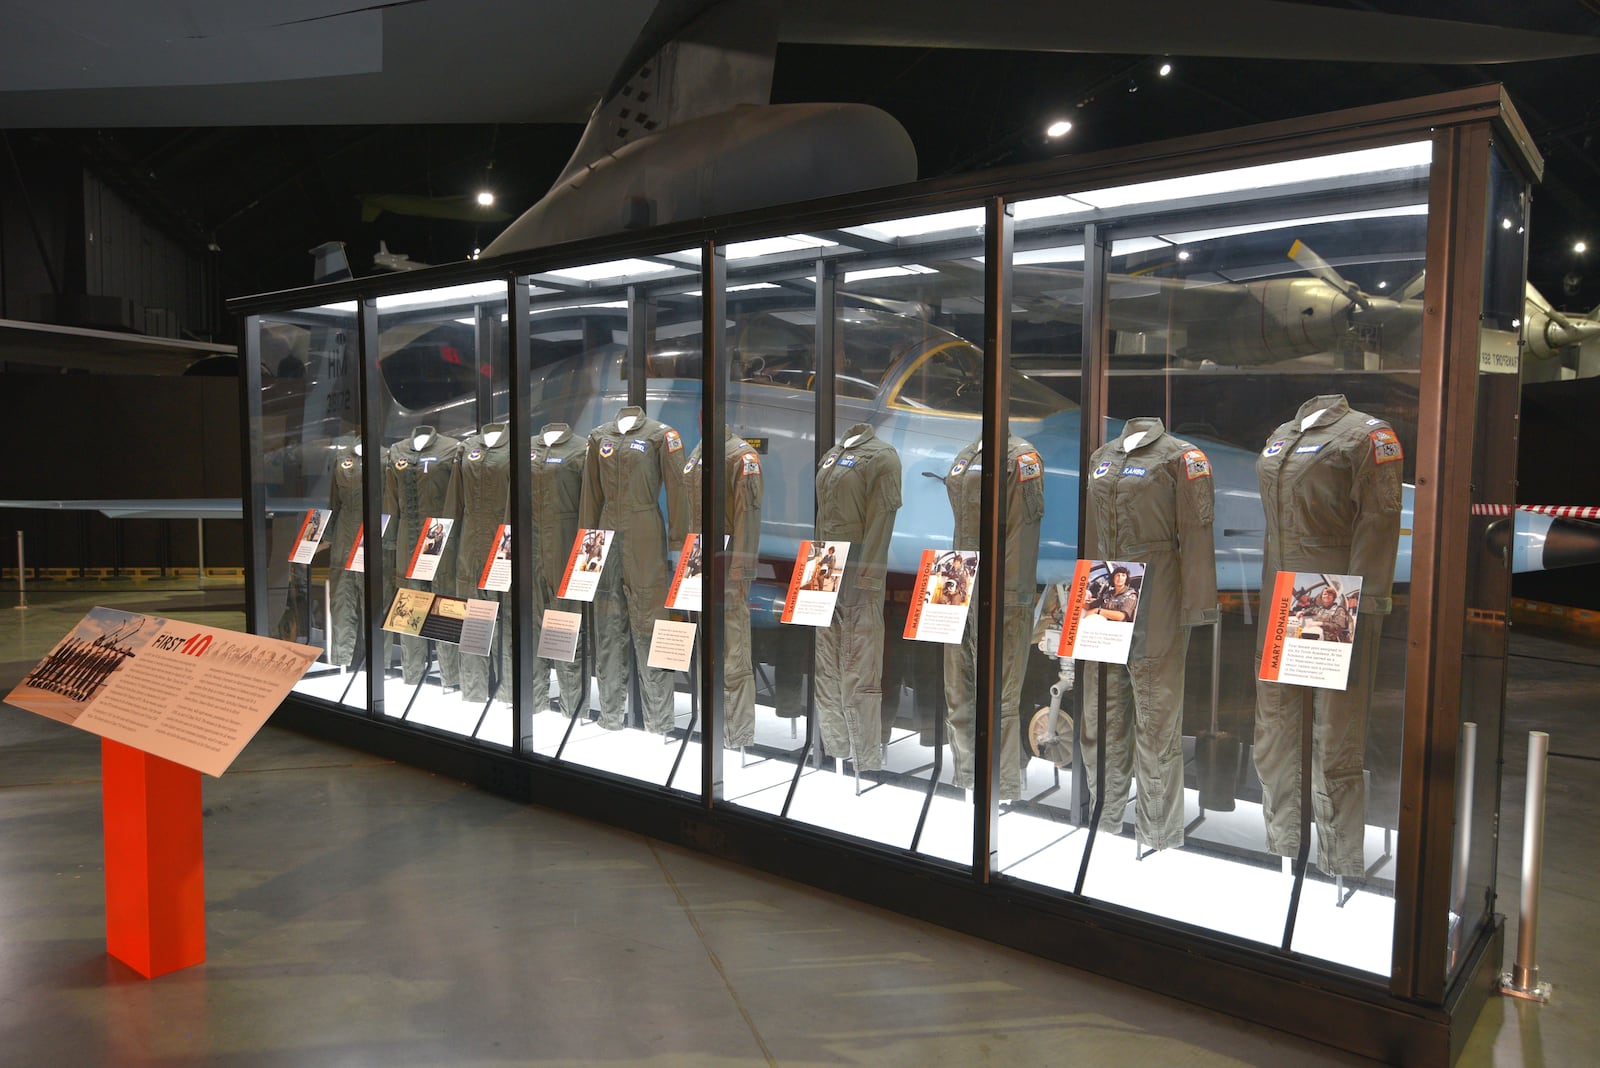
[14,530,28,610]
[1499,730,1553,1002]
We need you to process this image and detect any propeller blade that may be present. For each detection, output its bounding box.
[1287,240,1371,311]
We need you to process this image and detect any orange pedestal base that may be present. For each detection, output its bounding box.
[101,739,206,978]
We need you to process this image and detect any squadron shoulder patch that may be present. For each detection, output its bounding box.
[821,454,836,468]
[599,440,616,458]
[1183,448,1210,480]
[664,429,684,452]
[742,452,761,476]
[1016,451,1043,481]
[1370,428,1403,464]
[393,458,409,471]
[467,448,483,461]
[1263,440,1285,457]
[949,459,967,477]
[683,458,696,475]
[340,458,355,470]
[1092,460,1112,479]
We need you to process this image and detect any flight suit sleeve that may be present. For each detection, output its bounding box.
[668,452,693,544]
[1007,447,1047,605]
[1348,426,1404,614]
[729,451,763,579]
[855,450,902,589]
[658,427,689,544]
[578,436,602,529]
[1175,446,1219,626]
[380,459,398,551]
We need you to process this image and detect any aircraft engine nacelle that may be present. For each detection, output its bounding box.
[1174,278,1353,365]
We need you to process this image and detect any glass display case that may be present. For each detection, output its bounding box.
[235,87,1540,1064]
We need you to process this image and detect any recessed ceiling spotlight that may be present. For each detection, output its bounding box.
[1158,62,1173,77]
[1501,218,1513,230]
[1576,240,1589,254]
[1046,119,1073,138]
[476,190,496,207]
[1176,250,1190,261]
[1377,280,1389,289]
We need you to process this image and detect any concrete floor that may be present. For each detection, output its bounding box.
[1,581,1595,1066]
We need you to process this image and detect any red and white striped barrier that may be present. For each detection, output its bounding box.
[1470,504,1600,520]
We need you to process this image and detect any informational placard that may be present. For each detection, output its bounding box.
[288,508,332,564]
[536,609,582,663]
[382,589,500,656]
[1259,571,1362,690]
[647,619,698,672]
[1055,559,1144,665]
[4,607,321,777]
[344,514,390,573]
[557,528,614,601]
[904,549,979,644]
[479,523,513,591]
[404,517,455,581]
[1479,327,1520,375]
[666,534,703,611]
[780,540,850,626]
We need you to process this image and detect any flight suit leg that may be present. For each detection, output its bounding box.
[839,596,886,771]
[628,571,676,734]
[1311,619,1379,876]
[1128,628,1189,850]
[527,574,555,713]
[816,616,847,758]
[724,577,756,748]
[943,609,979,791]
[456,586,499,702]
[1081,664,1136,833]
[997,604,1030,800]
[327,565,363,667]
[552,596,590,717]
[593,550,631,730]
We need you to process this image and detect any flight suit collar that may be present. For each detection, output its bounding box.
[538,423,571,446]
[1116,417,1167,454]
[837,423,876,447]
[477,423,510,449]
[1292,394,1351,431]
[613,405,647,430]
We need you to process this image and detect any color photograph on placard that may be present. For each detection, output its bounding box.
[344,514,390,573]
[6,607,162,724]
[479,523,513,591]
[557,528,614,601]
[904,549,979,644]
[288,508,332,564]
[404,517,454,580]
[382,588,434,636]
[667,534,703,611]
[1055,559,1144,665]
[780,540,851,626]
[1259,571,1362,689]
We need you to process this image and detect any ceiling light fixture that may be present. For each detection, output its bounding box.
[1158,62,1173,77]
[1046,119,1073,139]
[476,190,496,207]
[1576,240,1589,254]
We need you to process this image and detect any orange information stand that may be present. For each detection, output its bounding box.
[101,738,206,978]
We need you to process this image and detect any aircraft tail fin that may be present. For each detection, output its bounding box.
[309,241,352,284]
[550,0,778,190]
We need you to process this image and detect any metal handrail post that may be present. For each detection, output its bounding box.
[14,530,28,609]
[1499,730,1553,1002]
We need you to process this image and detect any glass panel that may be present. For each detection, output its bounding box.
[259,302,370,712]
[999,142,1434,979]
[521,256,706,793]
[373,281,513,746]
[1447,147,1525,980]
[711,211,1010,868]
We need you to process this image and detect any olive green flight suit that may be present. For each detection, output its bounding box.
[1081,418,1217,850]
[674,431,764,748]
[448,426,512,703]
[383,428,463,686]
[814,423,901,770]
[578,407,688,733]
[529,424,590,716]
[1254,394,1402,877]
[324,437,389,668]
[943,436,1045,800]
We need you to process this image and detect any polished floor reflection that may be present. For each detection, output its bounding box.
[1,581,1593,1065]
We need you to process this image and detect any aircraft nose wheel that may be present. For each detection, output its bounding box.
[1029,707,1073,768]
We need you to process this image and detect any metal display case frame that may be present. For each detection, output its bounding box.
[230,85,1539,1065]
